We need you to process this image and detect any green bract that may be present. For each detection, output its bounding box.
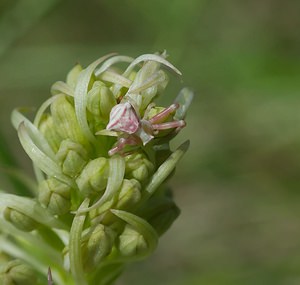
[0,52,193,285]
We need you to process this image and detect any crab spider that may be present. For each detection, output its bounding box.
[105,101,186,156]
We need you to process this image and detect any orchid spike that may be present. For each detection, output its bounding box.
[0,52,193,285]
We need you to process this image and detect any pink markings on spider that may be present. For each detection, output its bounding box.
[106,101,186,156]
[106,102,140,134]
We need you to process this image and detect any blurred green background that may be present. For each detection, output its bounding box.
[1,0,300,284]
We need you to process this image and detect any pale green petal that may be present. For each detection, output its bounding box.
[123,54,182,77]
[174,87,194,120]
[18,123,74,187]
[33,94,65,127]
[94,55,134,77]
[69,198,90,285]
[51,96,88,147]
[95,129,119,137]
[11,109,56,161]
[66,64,83,88]
[128,70,165,94]
[51,81,75,97]
[98,70,132,88]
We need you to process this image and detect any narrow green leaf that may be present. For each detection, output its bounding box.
[74,53,116,144]
[143,140,190,201]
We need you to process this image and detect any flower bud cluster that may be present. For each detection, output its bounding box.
[0,52,193,285]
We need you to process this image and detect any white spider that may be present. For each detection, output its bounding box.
[104,101,186,156]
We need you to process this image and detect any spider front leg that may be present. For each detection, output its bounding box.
[149,103,186,134]
[152,120,186,134]
[108,135,141,156]
[149,103,179,124]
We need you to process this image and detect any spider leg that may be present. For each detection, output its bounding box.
[149,103,179,124]
[152,120,186,135]
[108,136,141,156]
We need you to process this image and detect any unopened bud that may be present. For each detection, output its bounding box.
[56,139,89,177]
[39,115,62,153]
[116,179,141,210]
[124,152,154,182]
[82,224,116,270]
[3,208,38,232]
[38,178,71,215]
[76,157,109,197]
[51,96,88,148]
[0,260,37,285]
[87,81,116,121]
[118,224,147,257]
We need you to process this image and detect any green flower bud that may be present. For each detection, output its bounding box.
[39,114,62,153]
[38,177,71,215]
[82,224,116,270]
[118,224,147,257]
[87,81,116,120]
[66,64,83,89]
[3,208,38,232]
[0,260,37,285]
[116,179,141,210]
[50,95,88,148]
[56,139,89,178]
[124,152,154,182]
[76,157,109,197]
